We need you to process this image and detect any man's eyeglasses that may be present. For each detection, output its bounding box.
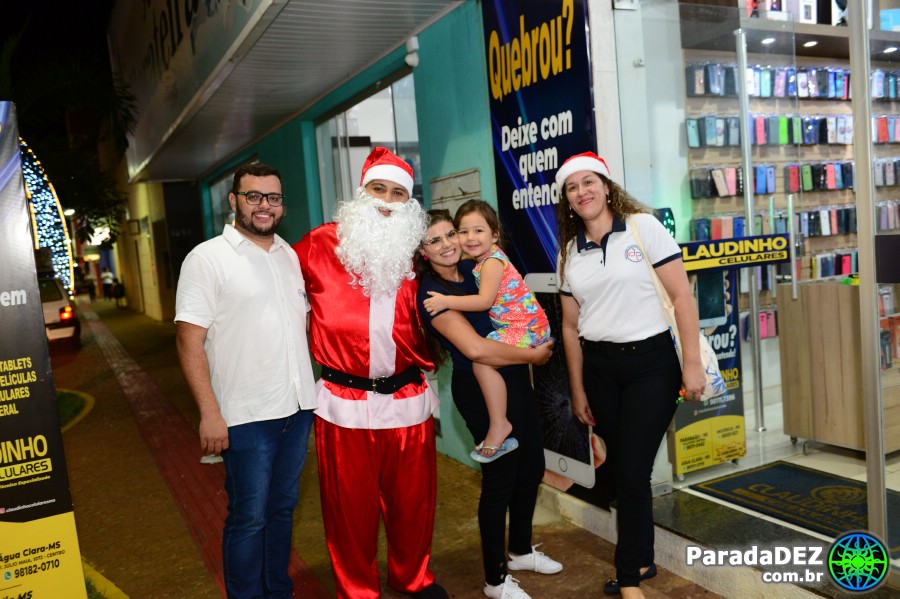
[422,230,458,248]
[235,191,284,206]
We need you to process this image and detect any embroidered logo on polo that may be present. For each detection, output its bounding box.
[624,245,644,262]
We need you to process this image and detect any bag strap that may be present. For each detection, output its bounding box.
[629,215,679,336]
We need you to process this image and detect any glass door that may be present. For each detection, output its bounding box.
[315,74,421,221]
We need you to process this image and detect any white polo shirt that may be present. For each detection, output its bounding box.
[558,213,681,343]
[175,225,317,426]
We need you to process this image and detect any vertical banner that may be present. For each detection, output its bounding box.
[668,236,789,476]
[670,269,745,476]
[0,103,87,597]
[482,0,595,274]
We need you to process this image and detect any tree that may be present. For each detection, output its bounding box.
[0,2,136,245]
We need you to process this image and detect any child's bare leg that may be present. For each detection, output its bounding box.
[473,362,513,457]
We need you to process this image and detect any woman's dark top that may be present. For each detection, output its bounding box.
[417,260,493,373]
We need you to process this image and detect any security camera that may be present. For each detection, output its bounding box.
[405,51,419,68]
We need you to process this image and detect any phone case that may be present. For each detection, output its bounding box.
[778,116,789,145]
[711,168,729,197]
[797,70,809,98]
[816,69,834,98]
[755,116,767,145]
[725,167,737,196]
[785,164,800,192]
[766,309,777,337]
[704,116,718,146]
[826,69,836,98]
[755,165,767,194]
[733,216,745,238]
[758,310,768,339]
[706,63,723,95]
[710,217,723,240]
[878,116,889,143]
[715,118,726,146]
[801,164,814,191]
[834,163,844,189]
[820,209,832,236]
[825,163,836,189]
[826,116,837,144]
[792,116,803,145]
[774,68,786,97]
[768,116,780,146]
[719,216,732,238]
[766,165,776,193]
[724,65,737,96]
[809,68,821,97]
[786,67,797,96]
[841,162,853,188]
[873,69,885,99]
[728,117,740,146]
[760,68,773,98]
[800,211,809,237]
[686,119,700,148]
[693,218,711,241]
[835,69,846,99]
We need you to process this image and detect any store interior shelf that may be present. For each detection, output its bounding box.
[680,8,900,60]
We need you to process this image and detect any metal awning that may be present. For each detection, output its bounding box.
[108,0,461,182]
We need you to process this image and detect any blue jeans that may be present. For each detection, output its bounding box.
[222,409,314,599]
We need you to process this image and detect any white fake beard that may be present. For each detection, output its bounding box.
[334,188,428,299]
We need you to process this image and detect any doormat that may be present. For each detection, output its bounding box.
[690,461,900,558]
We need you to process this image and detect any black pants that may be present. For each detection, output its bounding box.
[582,334,681,589]
[451,366,545,586]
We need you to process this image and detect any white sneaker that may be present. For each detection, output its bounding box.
[483,575,532,599]
[507,544,563,574]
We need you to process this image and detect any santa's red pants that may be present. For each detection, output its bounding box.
[315,415,437,598]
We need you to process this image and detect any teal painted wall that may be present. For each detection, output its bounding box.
[415,1,496,210]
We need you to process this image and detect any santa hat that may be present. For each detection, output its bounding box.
[554,151,611,190]
[360,147,414,196]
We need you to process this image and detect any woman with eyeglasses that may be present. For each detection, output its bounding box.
[415,209,562,599]
[421,201,550,466]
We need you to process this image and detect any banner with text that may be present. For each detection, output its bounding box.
[670,269,745,476]
[482,0,595,274]
[0,102,87,597]
[670,236,789,474]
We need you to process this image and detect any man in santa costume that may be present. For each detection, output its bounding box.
[294,147,447,599]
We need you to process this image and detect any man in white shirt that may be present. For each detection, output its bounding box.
[175,163,317,599]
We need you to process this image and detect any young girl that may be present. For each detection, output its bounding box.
[423,200,550,463]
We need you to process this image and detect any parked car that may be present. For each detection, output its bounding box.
[39,276,81,347]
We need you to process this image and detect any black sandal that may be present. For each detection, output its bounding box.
[603,563,657,595]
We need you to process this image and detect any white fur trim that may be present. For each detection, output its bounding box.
[555,156,611,189]
[362,165,414,195]
[313,381,438,429]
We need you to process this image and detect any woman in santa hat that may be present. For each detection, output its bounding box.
[554,152,705,599]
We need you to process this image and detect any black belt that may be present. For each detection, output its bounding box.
[580,330,672,355]
[319,365,422,395]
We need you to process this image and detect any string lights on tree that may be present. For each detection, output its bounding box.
[19,137,74,295]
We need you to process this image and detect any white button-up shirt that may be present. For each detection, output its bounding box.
[175,225,317,426]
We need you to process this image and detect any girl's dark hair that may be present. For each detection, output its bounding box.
[454,199,508,251]
[415,209,456,370]
[555,173,650,287]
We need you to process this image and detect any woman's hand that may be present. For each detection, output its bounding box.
[571,390,595,426]
[423,291,450,315]
[529,340,554,365]
[681,358,706,402]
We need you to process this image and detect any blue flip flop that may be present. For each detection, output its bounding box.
[470,437,519,463]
